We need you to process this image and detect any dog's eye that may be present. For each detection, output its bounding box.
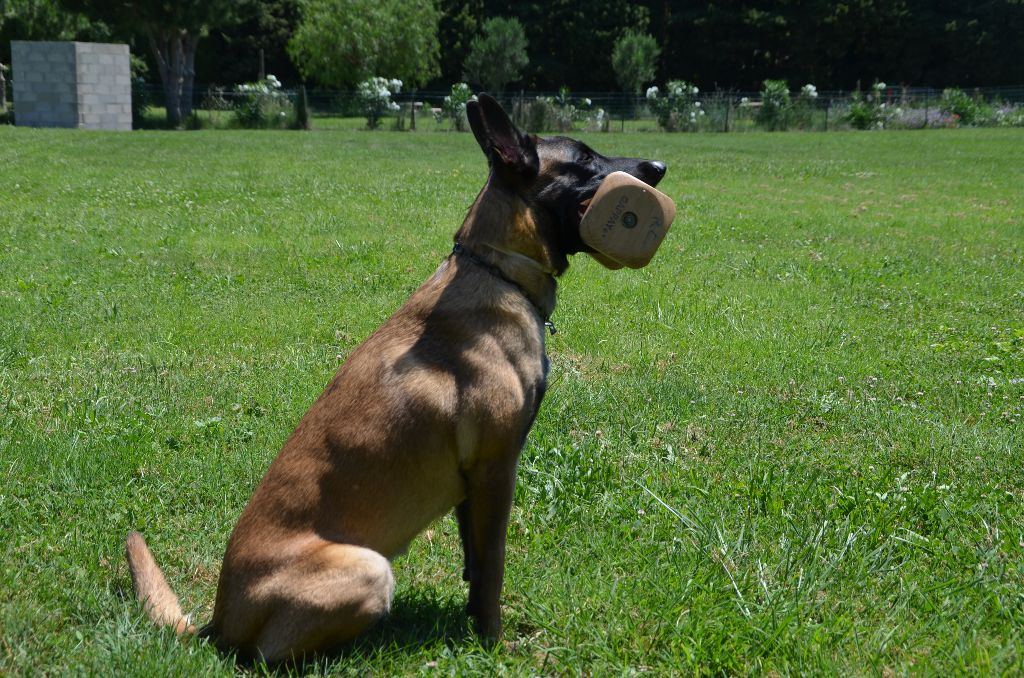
[577,151,594,165]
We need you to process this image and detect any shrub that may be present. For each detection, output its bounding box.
[846,82,892,130]
[129,56,152,129]
[587,107,610,133]
[791,83,818,129]
[939,88,990,126]
[522,96,556,132]
[757,79,791,131]
[991,103,1024,127]
[233,75,293,129]
[887,106,957,129]
[552,87,592,132]
[357,77,402,130]
[647,80,704,132]
[436,82,472,131]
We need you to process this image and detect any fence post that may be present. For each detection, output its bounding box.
[723,95,730,132]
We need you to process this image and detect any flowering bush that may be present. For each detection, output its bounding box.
[757,79,791,131]
[518,89,594,132]
[357,77,402,130]
[991,103,1024,127]
[552,87,592,132]
[846,81,891,130]
[791,83,818,128]
[436,82,472,131]
[587,107,610,133]
[939,88,990,126]
[233,75,293,129]
[886,106,957,129]
[647,81,704,132]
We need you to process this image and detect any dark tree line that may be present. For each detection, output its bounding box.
[461,0,1024,90]
[3,0,1022,91]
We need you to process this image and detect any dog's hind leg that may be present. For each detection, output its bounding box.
[237,542,395,663]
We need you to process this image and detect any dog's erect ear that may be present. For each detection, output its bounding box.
[467,93,539,183]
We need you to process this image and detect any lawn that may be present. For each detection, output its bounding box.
[1,124,1022,675]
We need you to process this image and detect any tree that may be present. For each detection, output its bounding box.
[611,29,659,94]
[437,0,484,86]
[509,0,649,90]
[288,0,441,89]
[196,0,302,86]
[463,16,528,94]
[60,0,237,126]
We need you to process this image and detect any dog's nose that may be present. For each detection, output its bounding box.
[643,160,667,181]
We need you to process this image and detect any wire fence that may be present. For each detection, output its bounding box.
[7,79,1023,132]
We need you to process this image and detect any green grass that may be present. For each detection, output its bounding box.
[1,124,1022,675]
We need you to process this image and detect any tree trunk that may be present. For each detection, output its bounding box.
[181,34,200,119]
[148,27,198,127]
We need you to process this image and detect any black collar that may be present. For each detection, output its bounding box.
[451,242,557,335]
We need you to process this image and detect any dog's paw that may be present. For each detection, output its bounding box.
[473,611,502,642]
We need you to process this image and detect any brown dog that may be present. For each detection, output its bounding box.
[126,94,667,662]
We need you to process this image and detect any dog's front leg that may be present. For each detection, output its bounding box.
[455,499,476,583]
[461,460,518,640]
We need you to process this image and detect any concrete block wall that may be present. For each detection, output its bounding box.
[11,41,131,131]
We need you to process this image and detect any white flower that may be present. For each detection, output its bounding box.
[740,96,750,106]
[389,79,402,92]
[388,101,400,111]
[699,109,705,116]
[874,81,886,90]
[691,86,699,95]
[584,98,592,106]
[646,86,659,99]
[694,101,701,107]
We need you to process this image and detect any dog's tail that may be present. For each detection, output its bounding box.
[125,531,196,635]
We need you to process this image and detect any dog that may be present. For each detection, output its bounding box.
[126,93,667,662]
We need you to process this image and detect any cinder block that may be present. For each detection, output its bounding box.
[12,40,133,130]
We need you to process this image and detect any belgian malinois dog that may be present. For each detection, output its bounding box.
[126,93,667,662]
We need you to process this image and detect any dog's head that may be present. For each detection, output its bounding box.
[466,93,666,274]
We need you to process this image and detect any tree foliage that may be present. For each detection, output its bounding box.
[611,29,659,94]
[463,16,528,93]
[288,0,441,89]
[635,0,1024,90]
[196,0,301,86]
[1,0,109,64]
